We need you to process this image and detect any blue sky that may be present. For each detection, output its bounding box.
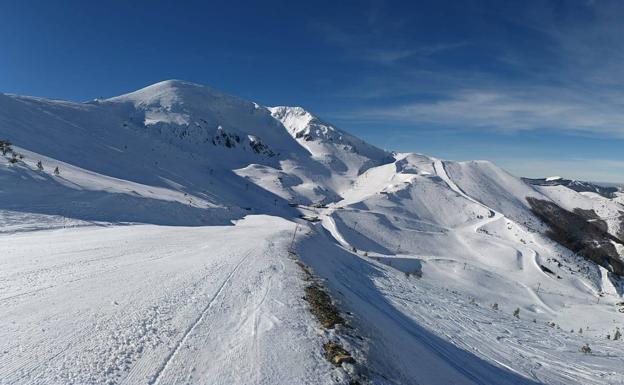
[1,0,623,182]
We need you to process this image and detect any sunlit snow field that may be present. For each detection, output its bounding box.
[1,81,623,384]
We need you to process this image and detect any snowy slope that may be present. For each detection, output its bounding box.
[269,106,393,196]
[535,184,624,241]
[441,159,547,227]
[269,106,390,172]
[297,227,624,385]
[102,81,306,165]
[0,217,338,384]
[303,155,624,384]
[0,83,307,226]
[2,80,624,385]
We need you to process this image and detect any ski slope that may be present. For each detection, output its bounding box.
[298,228,624,385]
[1,80,624,384]
[0,216,339,385]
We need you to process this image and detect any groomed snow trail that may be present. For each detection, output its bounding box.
[0,216,335,385]
[298,227,624,385]
[298,158,624,384]
[434,159,554,307]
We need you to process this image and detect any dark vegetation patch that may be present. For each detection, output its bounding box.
[573,208,609,233]
[324,341,355,366]
[304,285,345,329]
[294,257,368,383]
[294,260,313,281]
[527,197,624,276]
[573,208,601,221]
[617,213,624,242]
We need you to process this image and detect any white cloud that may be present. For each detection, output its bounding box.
[346,89,624,137]
[316,2,624,138]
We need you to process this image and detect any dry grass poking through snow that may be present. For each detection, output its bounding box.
[304,285,345,329]
[293,253,365,384]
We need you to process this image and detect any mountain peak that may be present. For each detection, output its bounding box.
[268,106,315,134]
[269,105,392,176]
[104,79,224,107]
[153,79,202,87]
[136,79,204,90]
[269,105,368,146]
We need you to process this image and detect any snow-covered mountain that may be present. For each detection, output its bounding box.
[2,80,624,385]
[524,176,620,199]
[269,106,392,179]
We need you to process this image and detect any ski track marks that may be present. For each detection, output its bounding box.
[0,217,335,385]
[149,250,253,385]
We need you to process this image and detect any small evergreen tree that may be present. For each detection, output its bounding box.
[513,307,520,318]
[579,344,591,354]
[54,166,60,176]
[0,140,12,155]
[614,327,621,341]
[36,161,43,171]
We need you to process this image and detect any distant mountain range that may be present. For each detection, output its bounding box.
[523,177,621,199]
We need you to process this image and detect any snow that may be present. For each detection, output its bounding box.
[441,159,547,227]
[297,228,624,385]
[535,184,624,241]
[269,106,393,195]
[1,80,624,384]
[0,217,337,384]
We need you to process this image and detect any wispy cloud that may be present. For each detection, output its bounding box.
[311,2,468,67]
[361,43,468,66]
[347,88,624,137]
[315,1,624,138]
[499,158,624,183]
